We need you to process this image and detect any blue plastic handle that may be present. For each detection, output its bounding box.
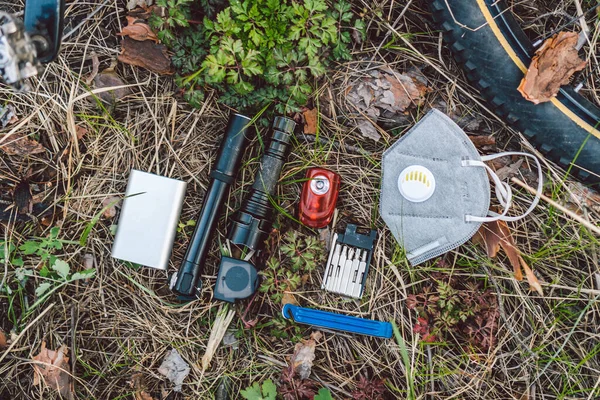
[282,304,392,339]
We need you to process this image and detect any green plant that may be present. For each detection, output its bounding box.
[177,219,196,234]
[260,231,325,302]
[149,0,195,45]
[241,379,277,400]
[155,0,365,113]
[1,228,95,323]
[280,231,322,272]
[266,315,304,341]
[314,388,334,400]
[406,272,499,350]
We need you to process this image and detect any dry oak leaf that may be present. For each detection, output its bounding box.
[130,373,155,400]
[0,133,45,156]
[118,37,173,75]
[303,108,318,135]
[468,135,496,149]
[119,16,159,42]
[93,70,131,105]
[102,196,120,218]
[0,329,7,349]
[474,220,543,295]
[290,331,322,380]
[281,291,298,306]
[518,31,586,104]
[383,71,428,112]
[127,0,154,11]
[32,342,74,400]
[75,125,89,140]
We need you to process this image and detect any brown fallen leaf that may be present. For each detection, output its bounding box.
[290,331,322,380]
[495,158,524,181]
[119,16,159,43]
[518,31,586,104]
[84,52,100,85]
[75,125,89,140]
[519,255,544,296]
[468,135,496,149]
[303,108,318,135]
[32,342,74,400]
[383,71,428,113]
[127,0,154,11]
[83,253,95,270]
[13,179,32,214]
[118,37,173,75]
[130,373,155,400]
[0,104,18,128]
[281,291,298,306]
[129,5,165,20]
[0,329,7,349]
[102,196,120,218]
[346,68,429,141]
[474,220,543,295]
[94,70,130,106]
[0,133,45,156]
[474,220,522,281]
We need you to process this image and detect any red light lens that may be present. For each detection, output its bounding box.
[299,168,340,228]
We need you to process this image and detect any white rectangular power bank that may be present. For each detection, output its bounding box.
[111,170,187,270]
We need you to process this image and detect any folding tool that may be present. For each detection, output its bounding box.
[322,224,377,298]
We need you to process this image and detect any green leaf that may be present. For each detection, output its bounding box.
[314,388,334,400]
[71,269,96,281]
[249,29,262,47]
[305,0,328,13]
[15,267,30,281]
[240,382,262,399]
[19,241,41,255]
[49,227,60,239]
[261,380,277,399]
[39,265,50,278]
[35,282,52,297]
[52,259,70,280]
[354,18,367,41]
[80,197,122,247]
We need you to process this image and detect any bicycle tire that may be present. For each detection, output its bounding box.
[429,0,600,186]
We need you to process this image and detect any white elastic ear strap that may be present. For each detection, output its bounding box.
[463,152,543,223]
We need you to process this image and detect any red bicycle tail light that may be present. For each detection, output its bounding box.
[299,168,340,229]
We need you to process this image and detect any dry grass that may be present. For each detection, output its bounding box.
[1,0,600,399]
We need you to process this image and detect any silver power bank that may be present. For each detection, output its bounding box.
[111,170,187,270]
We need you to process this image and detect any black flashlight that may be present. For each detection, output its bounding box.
[228,116,296,251]
[172,113,252,299]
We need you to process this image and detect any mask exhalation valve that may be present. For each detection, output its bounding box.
[397,165,436,203]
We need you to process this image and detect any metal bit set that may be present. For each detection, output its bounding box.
[322,224,377,298]
[0,12,39,90]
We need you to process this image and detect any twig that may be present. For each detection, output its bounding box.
[531,294,600,385]
[0,303,55,364]
[574,0,591,50]
[483,265,538,358]
[511,177,600,236]
[62,0,112,41]
[201,304,235,373]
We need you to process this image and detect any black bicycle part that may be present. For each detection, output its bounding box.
[429,0,600,186]
[24,0,65,63]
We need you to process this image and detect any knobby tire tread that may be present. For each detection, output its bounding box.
[429,0,600,186]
